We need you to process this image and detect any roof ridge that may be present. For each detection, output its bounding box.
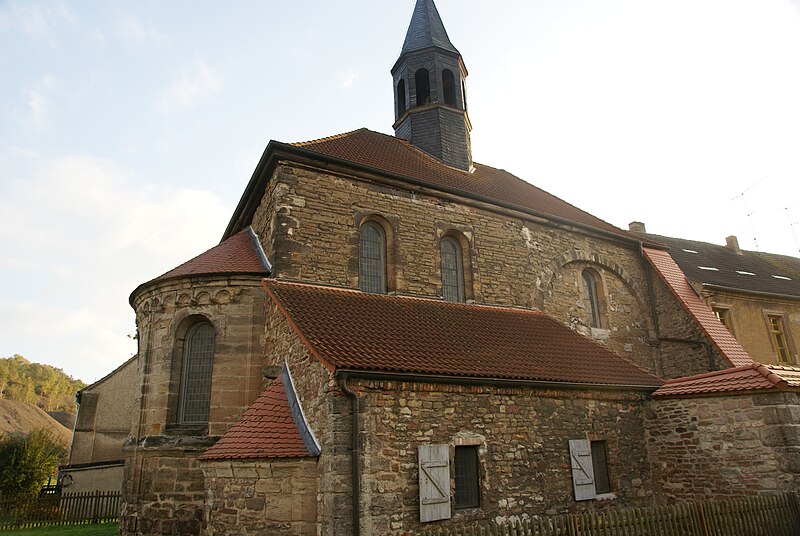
[292,128,368,147]
[661,363,760,385]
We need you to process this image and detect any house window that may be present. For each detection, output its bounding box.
[767,315,791,364]
[441,237,465,302]
[415,69,431,106]
[713,307,733,333]
[569,438,611,500]
[454,446,480,509]
[581,269,603,328]
[179,322,215,424]
[359,222,386,294]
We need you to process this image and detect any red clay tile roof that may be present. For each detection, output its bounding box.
[263,279,662,388]
[653,362,799,398]
[643,247,752,368]
[292,129,632,240]
[199,371,316,460]
[156,228,269,281]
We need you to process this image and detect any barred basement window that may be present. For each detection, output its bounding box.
[454,446,480,509]
[359,222,387,294]
[179,322,215,424]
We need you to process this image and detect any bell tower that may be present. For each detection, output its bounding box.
[392,0,472,171]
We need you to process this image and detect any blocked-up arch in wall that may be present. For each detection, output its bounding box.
[536,249,654,337]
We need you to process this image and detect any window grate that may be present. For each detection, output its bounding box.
[441,237,464,302]
[454,446,480,509]
[359,223,386,294]
[180,322,214,424]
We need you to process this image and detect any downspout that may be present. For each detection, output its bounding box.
[337,372,361,536]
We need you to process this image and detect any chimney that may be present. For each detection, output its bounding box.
[725,235,742,254]
[628,221,646,233]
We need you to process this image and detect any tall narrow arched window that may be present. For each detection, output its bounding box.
[359,222,386,294]
[442,69,456,106]
[397,79,407,117]
[415,69,431,106]
[179,322,215,424]
[441,237,465,302]
[582,269,602,328]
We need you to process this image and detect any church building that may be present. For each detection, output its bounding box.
[120,1,800,534]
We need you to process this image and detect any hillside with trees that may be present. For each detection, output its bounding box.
[0,355,86,414]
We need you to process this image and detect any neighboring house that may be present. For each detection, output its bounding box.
[119,2,800,535]
[60,355,138,494]
[631,223,800,366]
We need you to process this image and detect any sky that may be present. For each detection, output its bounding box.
[2,0,800,383]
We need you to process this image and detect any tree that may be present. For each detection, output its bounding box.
[0,430,66,498]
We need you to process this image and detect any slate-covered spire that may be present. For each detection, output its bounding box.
[392,0,472,171]
[400,0,459,56]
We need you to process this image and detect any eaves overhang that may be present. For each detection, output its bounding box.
[335,369,661,393]
[701,283,800,302]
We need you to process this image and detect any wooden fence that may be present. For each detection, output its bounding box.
[394,493,800,536]
[0,491,121,530]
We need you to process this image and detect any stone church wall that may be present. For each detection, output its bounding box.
[645,391,800,501]
[250,163,707,377]
[121,275,267,536]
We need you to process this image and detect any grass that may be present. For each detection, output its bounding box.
[0,524,117,535]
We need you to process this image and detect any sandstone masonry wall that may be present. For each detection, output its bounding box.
[645,391,800,502]
[201,459,318,536]
[250,163,689,375]
[121,275,267,535]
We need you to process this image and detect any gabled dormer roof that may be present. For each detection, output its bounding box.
[199,366,320,461]
[400,0,459,56]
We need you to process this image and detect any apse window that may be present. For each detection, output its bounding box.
[453,446,480,509]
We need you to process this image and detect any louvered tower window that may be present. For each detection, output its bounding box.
[179,322,215,424]
[359,222,386,294]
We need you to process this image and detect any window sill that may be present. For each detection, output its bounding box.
[595,492,617,501]
[165,423,208,436]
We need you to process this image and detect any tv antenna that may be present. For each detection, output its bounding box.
[730,178,765,252]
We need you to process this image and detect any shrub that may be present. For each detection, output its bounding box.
[0,429,66,498]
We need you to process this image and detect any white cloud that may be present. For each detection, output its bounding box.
[115,12,163,50]
[21,75,60,128]
[337,68,359,90]
[0,1,73,43]
[158,59,223,113]
[0,155,230,381]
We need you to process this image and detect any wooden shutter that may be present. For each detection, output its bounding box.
[418,444,452,522]
[569,439,596,501]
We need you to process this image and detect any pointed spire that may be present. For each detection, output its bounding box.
[400,0,459,55]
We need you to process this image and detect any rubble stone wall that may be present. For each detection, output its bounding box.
[646,391,800,501]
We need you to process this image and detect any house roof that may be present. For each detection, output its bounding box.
[263,279,663,388]
[654,362,800,398]
[641,234,800,298]
[643,247,752,368]
[291,129,634,241]
[130,228,270,302]
[399,0,459,57]
[199,368,319,461]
